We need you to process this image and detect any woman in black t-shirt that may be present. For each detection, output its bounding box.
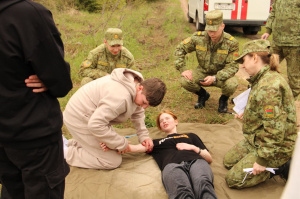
[101,110,217,199]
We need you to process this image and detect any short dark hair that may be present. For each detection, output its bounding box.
[140,78,166,107]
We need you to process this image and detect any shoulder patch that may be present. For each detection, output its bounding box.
[233,51,239,60]
[264,105,275,118]
[83,60,92,68]
[183,37,191,44]
[197,31,202,35]
[229,36,234,41]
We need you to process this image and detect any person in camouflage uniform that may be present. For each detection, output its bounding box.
[174,10,239,113]
[261,0,300,100]
[223,39,297,189]
[79,28,135,86]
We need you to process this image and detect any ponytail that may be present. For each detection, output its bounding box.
[248,52,280,73]
[269,53,280,72]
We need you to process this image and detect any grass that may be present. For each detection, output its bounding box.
[33,0,287,135]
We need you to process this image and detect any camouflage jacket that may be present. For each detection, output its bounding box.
[243,66,297,166]
[174,31,239,81]
[79,44,134,79]
[266,0,300,46]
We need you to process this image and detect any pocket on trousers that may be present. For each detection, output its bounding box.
[45,161,70,189]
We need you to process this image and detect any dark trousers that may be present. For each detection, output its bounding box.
[0,136,70,199]
[162,159,217,199]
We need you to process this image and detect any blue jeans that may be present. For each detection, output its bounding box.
[162,159,217,199]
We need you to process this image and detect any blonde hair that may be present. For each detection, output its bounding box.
[156,110,178,131]
[248,52,280,72]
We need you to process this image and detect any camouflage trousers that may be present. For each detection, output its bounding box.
[81,77,93,86]
[223,139,290,189]
[180,70,238,96]
[271,45,300,100]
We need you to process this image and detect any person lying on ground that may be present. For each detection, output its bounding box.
[101,110,217,199]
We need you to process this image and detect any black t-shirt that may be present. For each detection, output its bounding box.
[149,133,208,170]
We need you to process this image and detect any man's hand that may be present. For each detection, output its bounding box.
[261,33,270,40]
[100,142,110,151]
[252,162,266,175]
[200,76,215,86]
[181,70,193,81]
[25,75,48,93]
[142,138,153,152]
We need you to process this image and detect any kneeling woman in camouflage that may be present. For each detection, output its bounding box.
[223,39,297,189]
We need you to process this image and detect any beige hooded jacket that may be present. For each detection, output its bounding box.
[64,68,149,151]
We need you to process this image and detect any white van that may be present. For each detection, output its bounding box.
[187,0,272,35]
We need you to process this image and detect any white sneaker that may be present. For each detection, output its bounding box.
[62,135,68,149]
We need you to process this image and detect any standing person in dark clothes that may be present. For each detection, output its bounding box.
[0,0,73,198]
[101,110,217,199]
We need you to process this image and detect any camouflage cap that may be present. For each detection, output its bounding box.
[105,28,123,46]
[235,39,271,64]
[205,10,223,31]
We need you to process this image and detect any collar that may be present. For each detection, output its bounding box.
[247,65,270,86]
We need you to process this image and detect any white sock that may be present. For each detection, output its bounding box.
[64,147,68,159]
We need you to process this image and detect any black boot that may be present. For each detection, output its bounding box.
[218,95,229,113]
[270,159,291,181]
[194,88,210,109]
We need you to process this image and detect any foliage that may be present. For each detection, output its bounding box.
[75,0,101,12]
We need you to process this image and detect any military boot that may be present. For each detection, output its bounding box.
[218,95,229,113]
[194,88,210,109]
[270,159,291,181]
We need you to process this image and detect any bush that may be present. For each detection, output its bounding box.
[75,0,101,12]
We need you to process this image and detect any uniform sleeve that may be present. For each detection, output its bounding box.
[254,85,286,166]
[130,107,150,143]
[174,37,197,73]
[265,1,276,34]
[87,94,129,151]
[78,50,108,79]
[26,5,72,97]
[215,39,239,81]
[127,57,135,69]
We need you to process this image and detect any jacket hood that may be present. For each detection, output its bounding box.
[110,68,144,100]
[0,0,23,13]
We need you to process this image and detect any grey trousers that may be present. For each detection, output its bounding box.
[162,159,217,199]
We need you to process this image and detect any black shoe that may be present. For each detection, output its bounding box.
[194,88,210,109]
[277,159,291,181]
[218,95,229,113]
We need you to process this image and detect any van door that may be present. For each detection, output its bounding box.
[206,0,270,34]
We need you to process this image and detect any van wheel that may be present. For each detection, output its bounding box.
[187,8,193,23]
[195,15,205,31]
[243,27,258,35]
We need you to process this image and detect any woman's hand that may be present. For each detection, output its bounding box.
[176,143,195,151]
[252,162,266,175]
[235,112,244,120]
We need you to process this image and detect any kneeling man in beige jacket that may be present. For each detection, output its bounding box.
[63,68,166,169]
